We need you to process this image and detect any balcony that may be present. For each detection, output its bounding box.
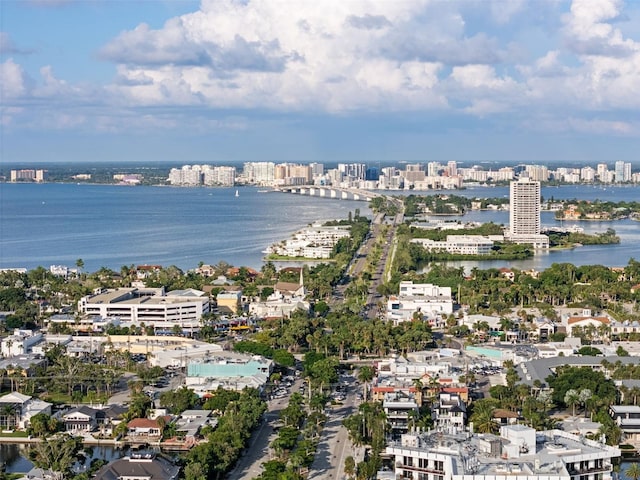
[396,462,444,475]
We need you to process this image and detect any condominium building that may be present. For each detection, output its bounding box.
[411,235,497,255]
[507,178,549,248]
[10,169,47,182]
[382,426,620,480]
[243,162,275,184]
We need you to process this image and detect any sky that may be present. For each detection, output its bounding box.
[1,0,640,165]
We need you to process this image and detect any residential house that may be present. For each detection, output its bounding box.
[127,417,171,441]
[94,453,179,480]
[432,392,467,431]
[609,405,640,443]
[0,392,52,430]
[62,406,99,433]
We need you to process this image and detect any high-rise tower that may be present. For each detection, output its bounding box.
[507,177,548,248]
[509,177,540,236]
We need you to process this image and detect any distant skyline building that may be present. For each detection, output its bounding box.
[10,169,47,183]
[507,178,549,249]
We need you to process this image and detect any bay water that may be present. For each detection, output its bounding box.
[0,183,639,273]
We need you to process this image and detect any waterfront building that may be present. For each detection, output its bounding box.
[203,165,236,186]
[410,235,497,255]
[614,161,632,183]
[167,165,203,186]
[62,406,100,433]
[580,166,596,182]
[94,454,180,480]
[10,169,47,182]
[78,287,209,330]
[381,425,620,480]
[243,161,275,184]
[264,223,350,259]
[608,405,640,443]
[507,177,549,249]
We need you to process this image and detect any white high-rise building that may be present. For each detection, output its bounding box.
[243,162,275,185]
[580,166,596,182]
[510,178,540,236]
[507,178,548,248]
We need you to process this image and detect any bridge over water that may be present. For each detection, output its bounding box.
[275,186,381,202]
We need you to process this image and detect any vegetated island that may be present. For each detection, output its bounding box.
[553,198,640,221]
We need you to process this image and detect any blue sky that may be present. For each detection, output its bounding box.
[2,0,640,164]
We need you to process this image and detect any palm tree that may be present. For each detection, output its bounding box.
[357,365,375,402]
[564,389,580,417]
[625,463,640,480]
[344,456,356,480]
[470,400,498,434]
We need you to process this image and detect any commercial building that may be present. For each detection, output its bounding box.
[78,287,210,330]
[382,426,620,480]
[387,281,453,324]
[185,352,273,395]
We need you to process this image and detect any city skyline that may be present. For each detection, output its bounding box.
[2,1,640,164]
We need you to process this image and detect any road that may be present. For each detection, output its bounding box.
[307,376,360,480]
[229,378,303,480]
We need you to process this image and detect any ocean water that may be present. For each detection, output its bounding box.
[0,183,639,273]
[0,183,369,273]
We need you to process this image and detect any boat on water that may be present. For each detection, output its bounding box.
[257,189,270,193]
[235,190,239,197]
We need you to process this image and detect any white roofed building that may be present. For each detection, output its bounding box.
[78,287,210,330]
[387,281,453,325]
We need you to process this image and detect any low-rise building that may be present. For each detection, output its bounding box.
[411,235,498,255]
[78,287,210,330]
[432,392,467,431]
[1,329,44,357]
[609,405,640,443]
[382,426,620,480]
[62,406,100,433]
[0,392,52,430]
[185,352,273,396]
[384,391,419,439]
[94,453,180,480]
[216,290,242,314]
[387,281,453,324]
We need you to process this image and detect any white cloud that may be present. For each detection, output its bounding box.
[0,59,29,98]
[4,0,640,138]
